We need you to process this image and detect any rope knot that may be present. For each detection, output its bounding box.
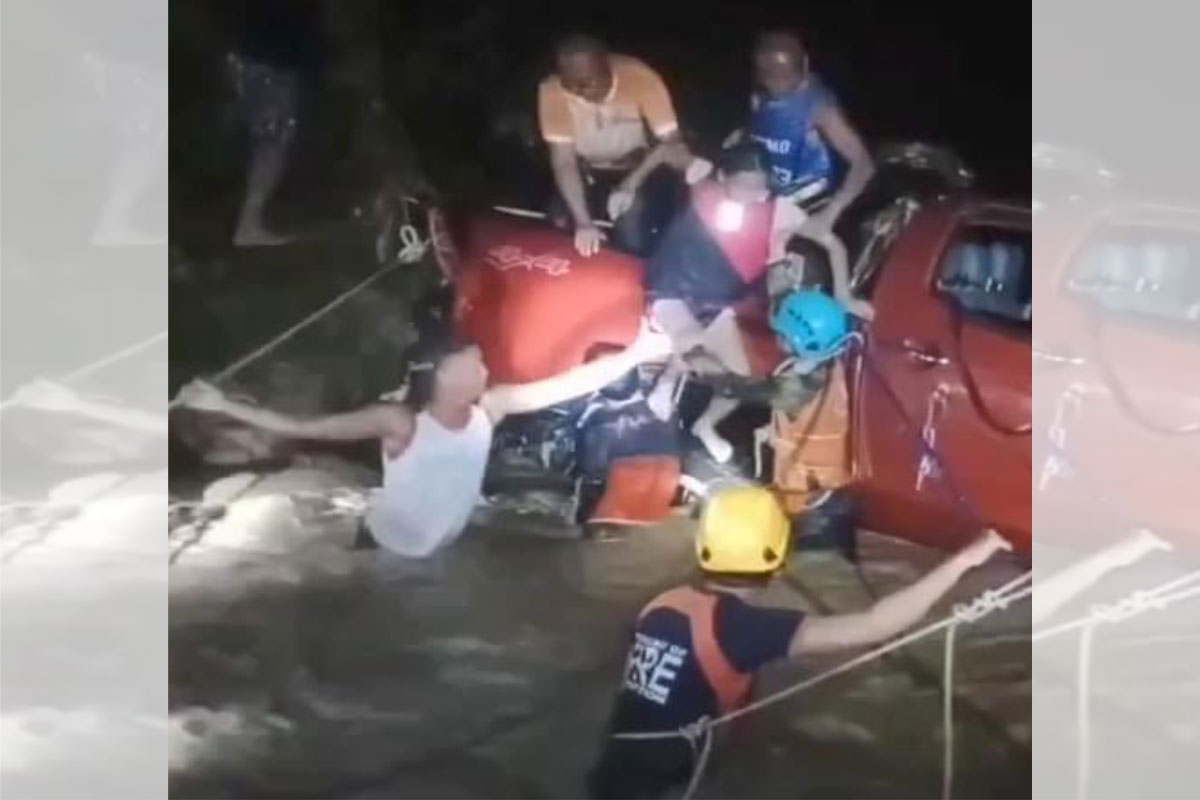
[678,716,711,748]
[1093,590,1168,624]
[952,589,1006,624]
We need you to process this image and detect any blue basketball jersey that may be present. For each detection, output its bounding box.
[748,76,838,194]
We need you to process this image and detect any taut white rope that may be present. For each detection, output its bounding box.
[170,250,424,406]
[1076,621,1097,800]
[614,571,1033,799]
[0,329,168,412]
[1032,569,1200,642]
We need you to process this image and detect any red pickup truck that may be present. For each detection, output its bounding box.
[1030,190,1199,555]
[846,195,1031,554]
[412,145,1034,553]
[411,146,1195,559]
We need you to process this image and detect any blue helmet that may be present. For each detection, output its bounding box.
[771,290,850,362]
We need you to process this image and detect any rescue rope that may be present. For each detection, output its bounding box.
[1031,568,1200,642]
[0,328,167,412]
[943,620,959,800]
[1076,621,1097,800]
[614,570,1033,799]
[174,232,426,402]
[1,474,137,564]
[1027,569,1200,800]
[4,226,423,557]
[852,338,989,533]
[168,474,268,565]
[679,717,714,800]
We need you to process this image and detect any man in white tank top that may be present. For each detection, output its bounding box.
[175,321,671,557]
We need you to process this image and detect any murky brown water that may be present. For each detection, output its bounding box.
[168,467,1031,800]
[162,218,1031,799]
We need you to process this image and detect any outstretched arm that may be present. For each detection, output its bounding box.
[1032,530,1170,625]
[6,379,166,435]
[789,530,1010,656]
[174,380,412,443]
[481,320,672,421]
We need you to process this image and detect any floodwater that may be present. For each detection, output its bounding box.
[169,479,1031,799]
[164,190,1031,800]
[166,241,1032,795]
[162,11,1033,792]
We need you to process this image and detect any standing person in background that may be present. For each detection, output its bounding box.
[727,30,875,237]
[219,0,326,246]
[539,35,700,257]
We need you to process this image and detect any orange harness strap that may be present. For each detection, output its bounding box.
[640,587,753,715]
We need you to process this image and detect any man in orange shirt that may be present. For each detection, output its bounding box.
[539,35,697,257]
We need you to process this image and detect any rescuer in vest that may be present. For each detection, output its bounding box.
[643,142,872,463]
[587,485,1010,799]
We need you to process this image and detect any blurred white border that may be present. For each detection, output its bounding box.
[1034,2,1200,798]
[1,0,167,796]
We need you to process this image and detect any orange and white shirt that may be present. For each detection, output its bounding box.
[538,55,680,170]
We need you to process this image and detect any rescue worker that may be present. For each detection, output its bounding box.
[771,288,853,368]
[643,142,871,463]
[726,30,875,238]
[539,34,696,257]
[173,319,672,557]
[766,290,858,516]
[588,485,1011,799]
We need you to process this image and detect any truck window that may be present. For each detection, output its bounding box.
[935,225,1032,329]
[1066,226,1200,333]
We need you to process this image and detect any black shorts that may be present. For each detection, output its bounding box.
[225,52,299,142]
[645,208,749,324]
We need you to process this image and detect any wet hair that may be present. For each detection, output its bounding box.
[401,325,470,410]
[754,30,807,67]
[555,33,608,62]
[719,140,771,176]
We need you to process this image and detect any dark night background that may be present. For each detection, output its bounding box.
[168,0,1031,246]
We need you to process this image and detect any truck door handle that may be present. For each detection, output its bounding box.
[902,339,950,367]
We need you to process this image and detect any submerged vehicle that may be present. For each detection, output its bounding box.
[389,143,1036,555]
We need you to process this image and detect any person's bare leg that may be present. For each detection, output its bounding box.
[81,51,168,246]
[691,308,752,464]
[93,127,167,246]
[234,136,294,246]
[232,61,298,247]
[692,395,741,464]
[646,300,706,421]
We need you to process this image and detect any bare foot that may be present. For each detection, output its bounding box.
[234,224,294,247]
[92,225,166,247]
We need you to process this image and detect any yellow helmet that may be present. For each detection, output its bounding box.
[697,485,792,575]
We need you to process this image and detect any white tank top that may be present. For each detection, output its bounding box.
[365,406,492,557]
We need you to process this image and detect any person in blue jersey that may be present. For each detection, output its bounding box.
[727,30,875,238]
